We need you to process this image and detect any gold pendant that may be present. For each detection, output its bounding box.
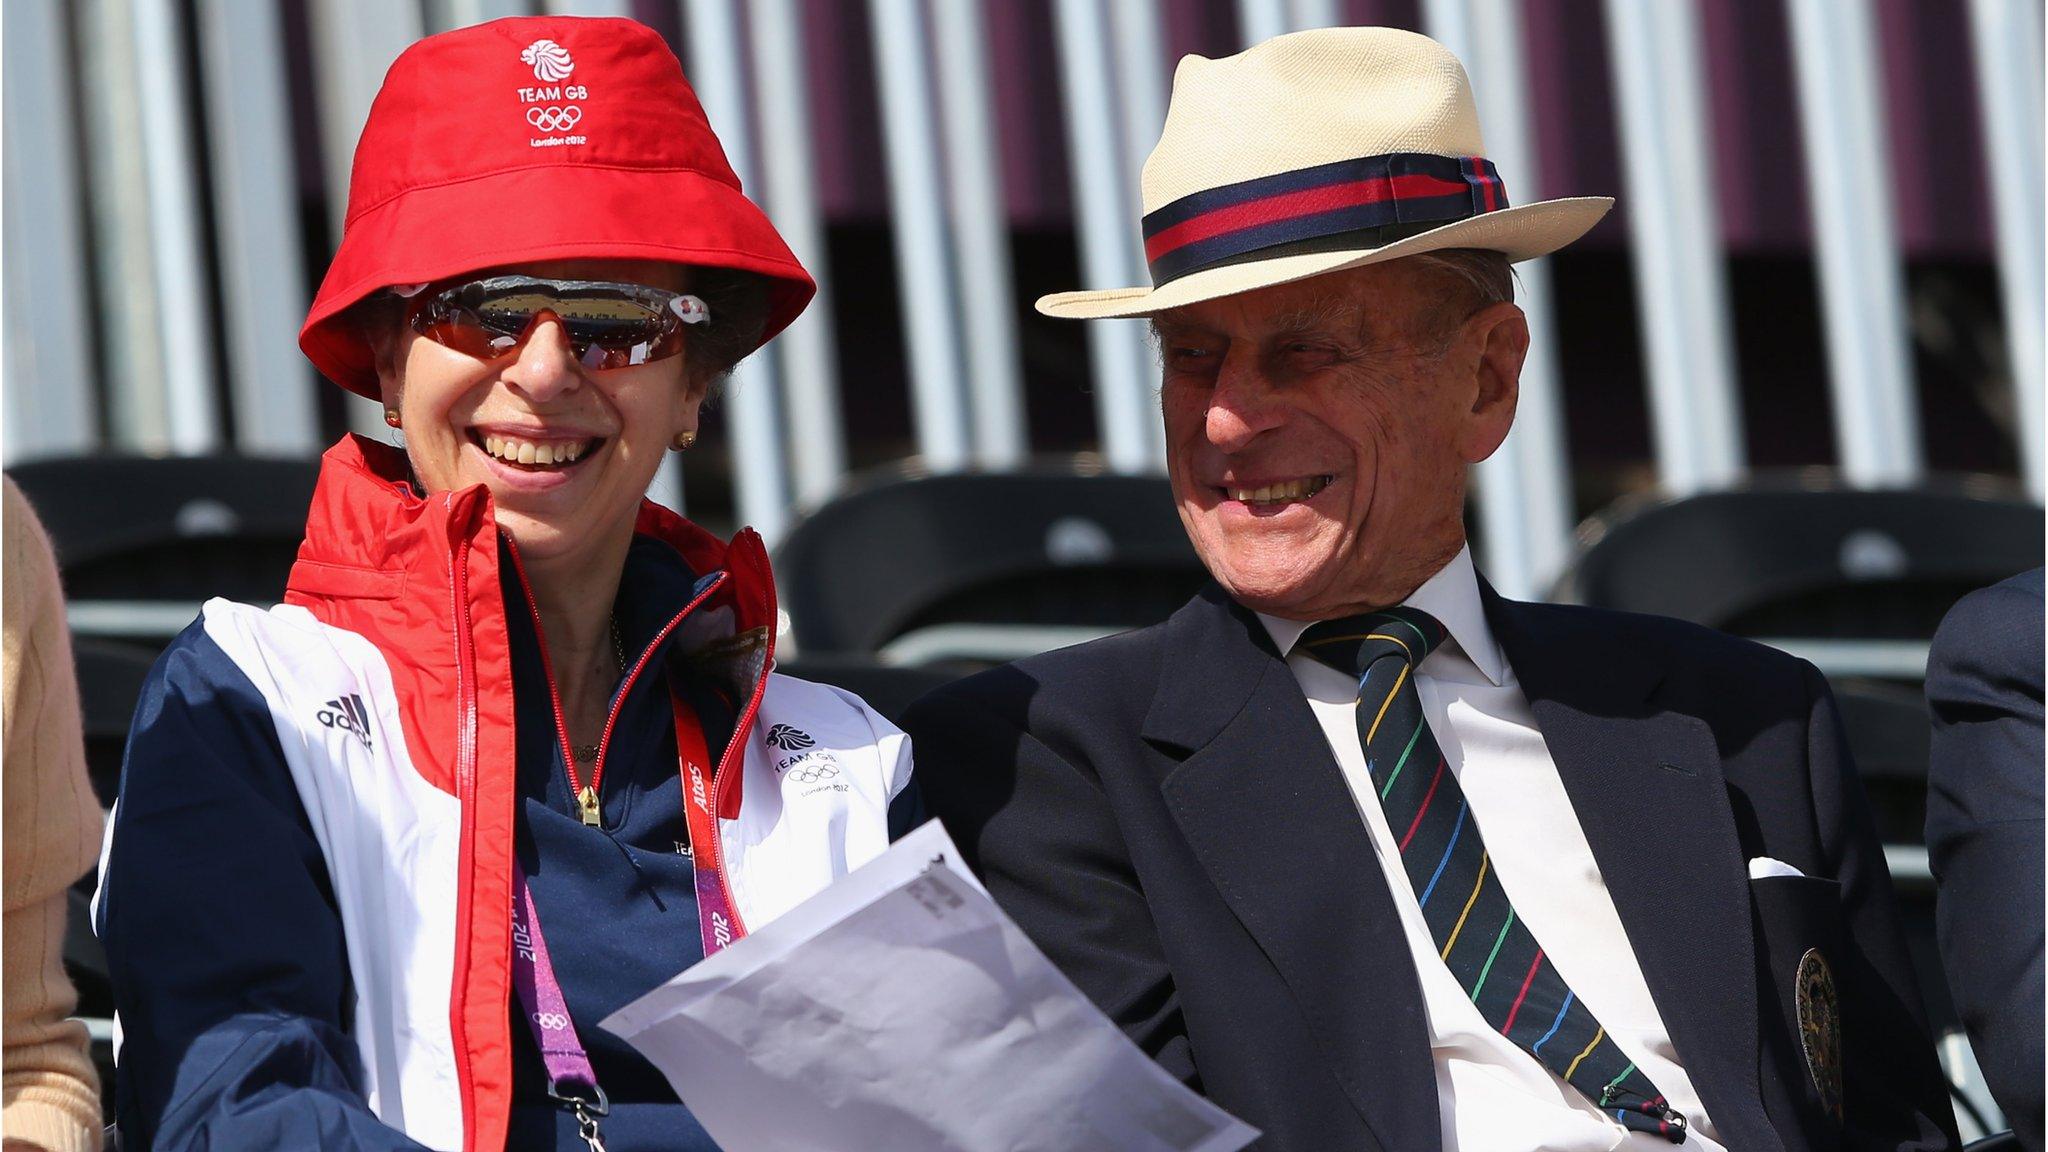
[577,785,602,827]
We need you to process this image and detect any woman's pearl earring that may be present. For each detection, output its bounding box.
[672,430,697,451]
[383,408,402,428]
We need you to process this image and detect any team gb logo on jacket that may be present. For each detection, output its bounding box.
[767,725,844,794]
[517,39,588,148]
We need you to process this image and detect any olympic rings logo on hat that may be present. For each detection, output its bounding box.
[527,106,583,133]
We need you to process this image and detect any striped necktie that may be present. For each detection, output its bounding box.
[1299,606,1689,1143]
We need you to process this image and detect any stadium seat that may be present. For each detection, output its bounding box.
[1836,680,1953,1023]
[72,637,157,808]
[1831,679,1935,846]
[7,454,318,643]
[775,656,961,727]
[1553,477,2042,678]
[1552,479,2041,862]
[774,465,1209,666]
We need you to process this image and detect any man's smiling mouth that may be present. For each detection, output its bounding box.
[1225,475,1333,507]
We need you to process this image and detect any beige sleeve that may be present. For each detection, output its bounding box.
[2,479,105,1152]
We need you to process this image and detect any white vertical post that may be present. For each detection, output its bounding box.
[1108,1,1168,177]
[1106,1,1174,466]
[1286,0,1341,30]
[132,0,222,454]
[436,0,531,32]
[197,0,320,457]
[1235,0,1352,41]
[307,0,422,229]
[1235,0,1289,45]
[684,0,794,541]
[752,0,850,503]
[868,0,973,472]
[2,0,99,461]
[308,0,424,437]
[77,0,170,452]
[1967,0,2045,498]
[1052,0,1164,473]
[1603,0,1745,496]
[932,0,1029,470]
[1785,0,1923,485]
[1424,0,1580,599]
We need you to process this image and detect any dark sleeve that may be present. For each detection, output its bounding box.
[99,622,429,1152]
[1802,661,1963,1151]
[886,771,928,840]
[902,684,1198,1086]
[1925,574,2045,1150]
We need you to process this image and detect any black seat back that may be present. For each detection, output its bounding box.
[1555,479,2043,640]
[775,467,1209,660]
[7,454,317,609]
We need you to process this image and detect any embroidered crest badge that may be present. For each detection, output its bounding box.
[1796,947,1844,1122]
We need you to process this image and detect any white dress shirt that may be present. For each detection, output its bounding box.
[1257,545,1726,1152]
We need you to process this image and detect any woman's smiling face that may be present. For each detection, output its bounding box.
[374,258,706,566]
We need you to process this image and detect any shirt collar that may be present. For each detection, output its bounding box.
[1256,543,1506,687]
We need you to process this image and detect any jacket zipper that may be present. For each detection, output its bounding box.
[447,509,481,1151]
[590,571,727,800]
[501,541,593,821]
[503,539,732,832]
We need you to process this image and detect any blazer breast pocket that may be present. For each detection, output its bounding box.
[1750,873,1845,964]
[1750,873,1849,1142]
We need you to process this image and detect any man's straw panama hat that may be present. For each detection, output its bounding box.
[1036,26,1613,320]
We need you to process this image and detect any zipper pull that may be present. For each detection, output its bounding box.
[577,785,603,828]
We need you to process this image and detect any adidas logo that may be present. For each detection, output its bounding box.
[317,693,374,752]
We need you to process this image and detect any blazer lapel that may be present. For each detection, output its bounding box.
[1144,588,1441,1152]
[1483,585,1783,1152]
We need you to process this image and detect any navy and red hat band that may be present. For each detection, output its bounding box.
[1142,152,1509,286]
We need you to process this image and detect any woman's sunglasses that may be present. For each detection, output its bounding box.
[403,275,711,371]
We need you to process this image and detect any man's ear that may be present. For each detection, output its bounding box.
[1458,301,1527,463]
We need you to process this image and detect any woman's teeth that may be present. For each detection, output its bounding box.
[1230,476,1332,505]
[481,435,590,467]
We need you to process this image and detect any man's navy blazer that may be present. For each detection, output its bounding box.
[905,581,1958,1152]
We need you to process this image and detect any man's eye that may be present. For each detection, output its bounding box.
[1279,340,1341,366]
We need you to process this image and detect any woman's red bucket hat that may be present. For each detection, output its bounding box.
[299,16,815,399]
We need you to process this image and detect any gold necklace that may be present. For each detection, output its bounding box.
[568,616,627,824]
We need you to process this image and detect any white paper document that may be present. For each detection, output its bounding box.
[600,820,1260,1152]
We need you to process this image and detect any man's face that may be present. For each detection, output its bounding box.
[1154,259,1527,620]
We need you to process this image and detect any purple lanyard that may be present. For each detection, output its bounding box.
[512,858,609,1152]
